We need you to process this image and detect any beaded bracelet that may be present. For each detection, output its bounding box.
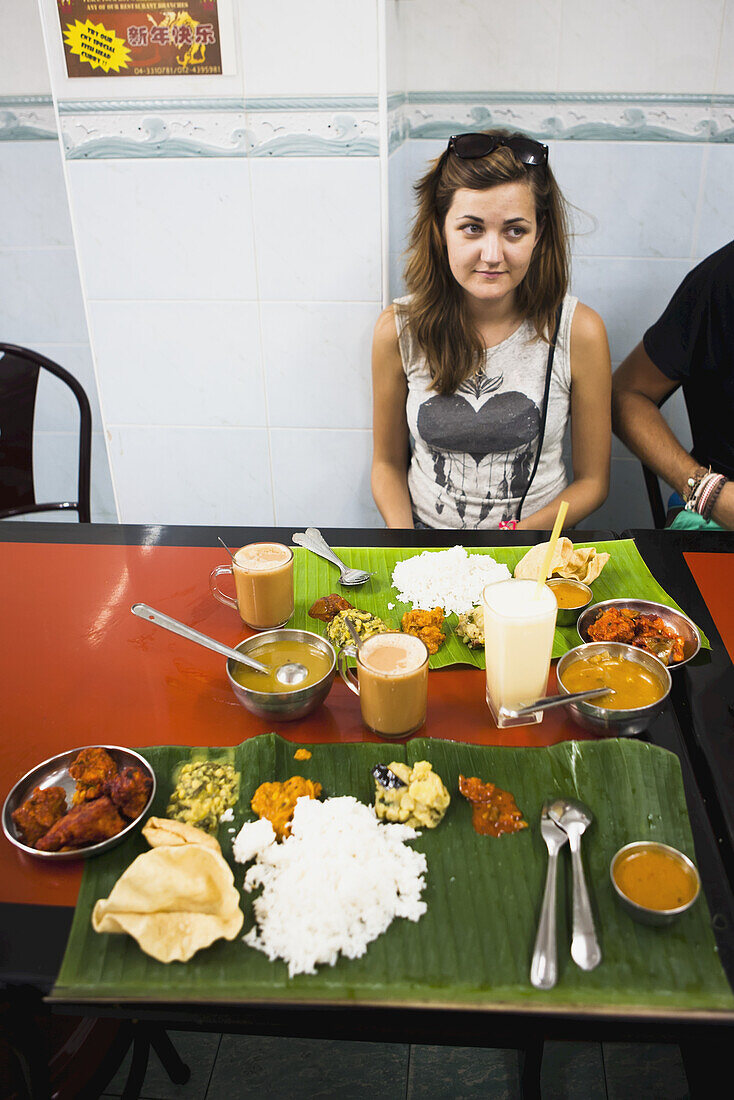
[683,467,709,510]
[683,468,728,518]
[700,474,727,521]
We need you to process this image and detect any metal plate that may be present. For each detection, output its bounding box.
[2,745,156,862]
[577,599,701,668]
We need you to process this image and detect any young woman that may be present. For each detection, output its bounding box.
[371,130,611,530]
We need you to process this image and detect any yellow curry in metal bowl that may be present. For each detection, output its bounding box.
[560,649,666,710]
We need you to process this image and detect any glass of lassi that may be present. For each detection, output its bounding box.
[338,632,429,739]
[210,542,294,629]
[482,579,557,727]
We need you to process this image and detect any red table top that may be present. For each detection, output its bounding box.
[684,552,734,664]
[3,541,596,908]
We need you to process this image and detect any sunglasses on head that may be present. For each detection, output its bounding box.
[447,133,548,167]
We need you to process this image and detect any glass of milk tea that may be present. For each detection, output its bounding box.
[482,579,557,727]
[210,542,294,629]
[338,632,429,739]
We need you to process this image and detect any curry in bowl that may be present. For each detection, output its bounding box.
[559,648,666,710]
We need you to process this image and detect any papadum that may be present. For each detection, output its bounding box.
[142,816,221,854]
[92,844,243,963]
[514,539,609,585]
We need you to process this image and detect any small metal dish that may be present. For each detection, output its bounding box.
[545,577,593,627]
[577,598,700,667]
[2,745,156,862]
[557,642,671,737]
[226,629,336,721]
[610,841,701,926]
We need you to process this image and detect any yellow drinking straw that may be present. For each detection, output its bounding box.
[534,500,569,597]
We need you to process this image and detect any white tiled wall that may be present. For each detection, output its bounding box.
[0,0,116,522]
[400,0,726,95]
[16,0,734,532]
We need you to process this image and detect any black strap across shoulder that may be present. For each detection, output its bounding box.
[516,303,564,521]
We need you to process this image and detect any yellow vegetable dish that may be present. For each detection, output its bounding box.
[166,761,239,834]
[374,760,450,828]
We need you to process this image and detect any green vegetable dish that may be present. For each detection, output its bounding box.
[167,761,239,834]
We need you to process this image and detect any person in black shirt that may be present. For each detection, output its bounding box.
[612,241,734,529]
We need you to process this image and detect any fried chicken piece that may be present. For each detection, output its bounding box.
[401,607,446,654]
[69,747,118,806]
[35,795,126,852]
[587,607,636,645]
[11,785,67,848]
[587,608,685,664]
[632,614,685,664]
[308,594,353,622]
[106,766,153,820]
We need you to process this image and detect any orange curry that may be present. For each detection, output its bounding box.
[251,776,322,839]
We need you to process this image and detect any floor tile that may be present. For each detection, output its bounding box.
[104,1029,220,1099]
[603,1042,689,1100]
[206,1035,408,1100]
[407,1044,521,1100]
[540,1041,607,1100]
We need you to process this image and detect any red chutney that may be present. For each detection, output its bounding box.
[458,775,528,837]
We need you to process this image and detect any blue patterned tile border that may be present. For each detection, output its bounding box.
[50,92,734,158]
[398,92,734,144]
[58,96,379,159]
[0,96,57,141]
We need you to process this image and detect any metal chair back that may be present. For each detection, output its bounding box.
[0,343,92,523]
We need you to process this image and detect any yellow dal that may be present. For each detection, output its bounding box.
[562,653,664,710]
[547,581,589,608]
[231,639,331,693]
[614,848,698,911]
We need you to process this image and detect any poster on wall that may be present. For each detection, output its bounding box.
[56,1,222,77]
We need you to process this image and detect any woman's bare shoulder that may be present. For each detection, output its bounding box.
[372,305,402,360]
[570,301,608,348]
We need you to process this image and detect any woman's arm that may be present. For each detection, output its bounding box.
[371,307,415,528]
[517,303,611,531]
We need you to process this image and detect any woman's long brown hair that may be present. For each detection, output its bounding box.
[403,130,569,395]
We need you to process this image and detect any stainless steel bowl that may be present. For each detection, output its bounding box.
[610,841,701,926]
[2,745,156,862]
[556,641,671,736]
[226,628,336,721]
[546,577,593,627]
[577,598,701,668]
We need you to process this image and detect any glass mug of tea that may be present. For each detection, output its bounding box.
[210,542,294,630]
[338,632,429,739]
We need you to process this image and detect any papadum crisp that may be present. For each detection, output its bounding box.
[142,816,221,853]
[514,538,609,585]
[92,844,243,963]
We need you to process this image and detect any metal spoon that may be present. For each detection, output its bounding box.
[548,797,602,971]
[217,536,238,566]
[499,687,614,720]
[530,801,570,990]
[344,616,363,652]
[131,603,309,686]
[292,528,373,586]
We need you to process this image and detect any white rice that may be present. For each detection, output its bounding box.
[391,545,511,616]
[241,796,427,977]
[232,817,276,864]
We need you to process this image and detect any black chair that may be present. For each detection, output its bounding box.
[0,343,92,522]
[642,463,667,529]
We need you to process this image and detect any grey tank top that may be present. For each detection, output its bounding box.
[394,294,577,529]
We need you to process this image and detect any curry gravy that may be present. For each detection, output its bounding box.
[561,652,664,710]
[614,848,698,911]
[230,639,331,693]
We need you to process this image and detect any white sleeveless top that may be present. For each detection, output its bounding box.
[394,294,576,529]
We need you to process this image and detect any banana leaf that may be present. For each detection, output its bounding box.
[51,735,733,1012]
[290,539,709,668]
